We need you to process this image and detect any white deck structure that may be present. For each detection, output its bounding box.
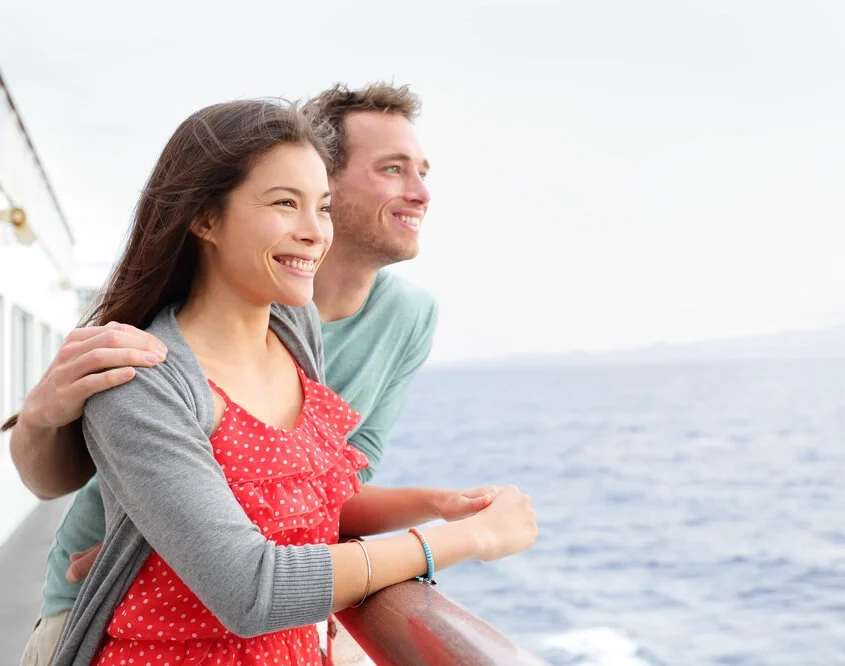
[0,69,78,546]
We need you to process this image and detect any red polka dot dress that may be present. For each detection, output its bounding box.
[94,364,369,666]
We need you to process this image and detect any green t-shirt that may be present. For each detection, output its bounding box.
[41,269,437,616]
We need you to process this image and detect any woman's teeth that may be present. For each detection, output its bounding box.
[280,258,316,272]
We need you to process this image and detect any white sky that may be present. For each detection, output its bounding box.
[1,0,843,364]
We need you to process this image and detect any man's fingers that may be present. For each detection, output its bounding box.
[65,326,118,344]
[70,367,136,402]
[66,324,158,347]
[72,542,103,559]
[47,328,164,397]
[69,546,94,562]
[66,556,94,583]
[68,347,162,381]
[462,485,499,499]
[65,543,103,583]
[469,494,493,508]
[54,330,166,386]
[67,326,166,359]
[104,321,165,351]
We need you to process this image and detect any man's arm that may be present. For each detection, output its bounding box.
[339,484,496,536]
[350,299,438,480]
[10,417,92,500]
[7,322,167,500]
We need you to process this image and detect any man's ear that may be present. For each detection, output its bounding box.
[190,211,216,243]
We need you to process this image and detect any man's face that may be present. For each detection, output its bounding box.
[329,111,430,266]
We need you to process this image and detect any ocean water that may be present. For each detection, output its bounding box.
[375,359,845,666]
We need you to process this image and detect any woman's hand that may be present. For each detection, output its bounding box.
[464,485,538,561]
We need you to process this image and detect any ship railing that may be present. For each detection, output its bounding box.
[335,576,550,665]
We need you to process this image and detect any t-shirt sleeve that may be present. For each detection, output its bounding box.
[349,298,438,481]
[82,363,334,637]
[41,476,106,615]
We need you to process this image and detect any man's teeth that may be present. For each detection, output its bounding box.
[281,258,316,272]
[397,215,421,228]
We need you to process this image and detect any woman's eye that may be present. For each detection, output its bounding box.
[321,205,332,214]
[274,199,295,208]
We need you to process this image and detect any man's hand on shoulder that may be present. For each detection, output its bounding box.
[10,322,167,499]
[20,321,167,430]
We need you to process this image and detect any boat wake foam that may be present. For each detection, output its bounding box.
[538,626,655,665]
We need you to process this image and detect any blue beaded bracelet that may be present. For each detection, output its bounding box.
[409,527,437,585]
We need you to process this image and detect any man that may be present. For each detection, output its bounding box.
[10,82,445,663]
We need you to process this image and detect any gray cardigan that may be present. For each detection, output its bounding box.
[53,303,335,665]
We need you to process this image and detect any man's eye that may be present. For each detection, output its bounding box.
[420,171,429,181]
[385,165,401,174]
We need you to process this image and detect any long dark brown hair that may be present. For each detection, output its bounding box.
[2,99,334,432]
[90,99,334,330]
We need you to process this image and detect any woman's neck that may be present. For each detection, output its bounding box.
[176,281,274,370]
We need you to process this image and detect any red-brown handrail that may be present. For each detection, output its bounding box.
[336,579,550,666]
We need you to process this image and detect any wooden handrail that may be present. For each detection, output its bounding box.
[336,579,550,666]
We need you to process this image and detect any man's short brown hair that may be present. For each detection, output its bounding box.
[305,82,421,173]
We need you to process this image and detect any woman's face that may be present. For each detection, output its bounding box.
[201,142,333,308]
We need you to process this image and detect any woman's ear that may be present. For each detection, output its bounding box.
[190,211,216,244]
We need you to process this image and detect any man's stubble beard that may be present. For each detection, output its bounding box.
[330,198,418,268]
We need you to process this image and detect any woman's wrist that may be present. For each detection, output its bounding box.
[436,515,490,564]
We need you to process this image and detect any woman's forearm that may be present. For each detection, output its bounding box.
[330,519,481,611]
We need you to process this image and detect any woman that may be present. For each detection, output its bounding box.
[53,99,537,665]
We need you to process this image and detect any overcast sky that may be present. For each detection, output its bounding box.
[1,0,843,364]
